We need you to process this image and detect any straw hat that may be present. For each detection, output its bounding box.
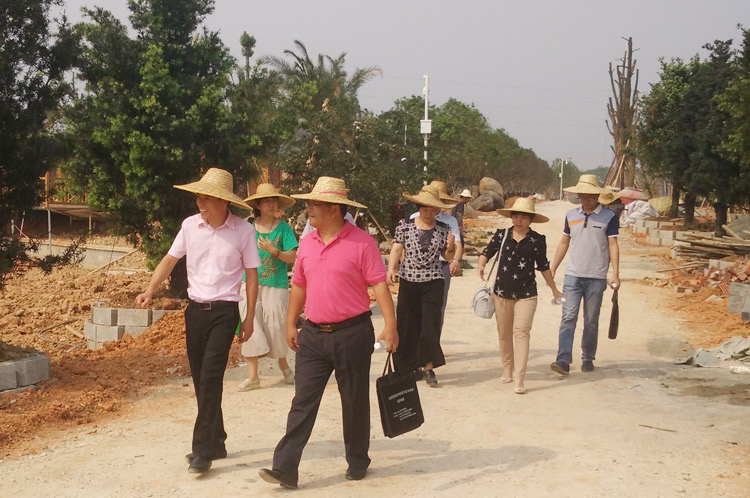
[244,183,295,209]
[403,185,452,210]
[459,189,473,199]
[428,180,459,205]
[598,187,621,205]
[497,197,549,223]
[563,174,604,194]
[174,168,252,210]
[290,176,367,209]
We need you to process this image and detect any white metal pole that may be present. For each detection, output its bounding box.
[423,74,430,182]
[559,159,564,200]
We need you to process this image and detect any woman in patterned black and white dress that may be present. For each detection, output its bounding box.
[387,185,456,387]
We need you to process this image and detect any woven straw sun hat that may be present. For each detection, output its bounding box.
[244,183,295,210]
[563,174,604,195]
[428,180,459,205]
[174,168,252,210]
[459,189,474,199]
[290,176,367,209]
[403,185,452,210]
[598,187,621,205]
[497,197,549,223]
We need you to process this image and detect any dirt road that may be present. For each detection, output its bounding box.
[2,200,747,497]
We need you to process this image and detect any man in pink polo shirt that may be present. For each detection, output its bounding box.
[136,168,260,474]
[259,177,398,489]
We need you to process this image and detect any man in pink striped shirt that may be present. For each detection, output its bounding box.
[136,168,259,474]
[259,177,398,489]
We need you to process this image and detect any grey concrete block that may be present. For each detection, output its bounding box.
[96,324,124,342]
[123,325,149,338]
[709,259,721,268]
[660,230,676,240]
[634,219,646,228]
[718,260,735,270]
[87,339,103,351]
[84,319,97,340]
[151,310,179,323]
[92,307,117,326]
[674,231,689,240]
[0,361,18,391]
[728,282,750,314]
[647,236,662,245]
[15,354,50,387]
[117,308,152,327]
[643,220,660,228]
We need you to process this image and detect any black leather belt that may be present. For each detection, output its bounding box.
[307,311,372,332]
[189,300,237,311]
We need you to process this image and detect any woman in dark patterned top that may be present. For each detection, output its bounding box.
[477,198,562,394]
[387,185,456,387]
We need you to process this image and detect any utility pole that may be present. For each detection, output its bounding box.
[559,159,564,200]
[420,74,431,184]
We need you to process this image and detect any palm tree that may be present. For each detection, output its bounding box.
[262,40,381,112]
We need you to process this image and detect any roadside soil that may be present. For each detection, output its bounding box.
[0,200,748,497]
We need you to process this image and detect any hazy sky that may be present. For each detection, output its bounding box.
[59,0,749,172]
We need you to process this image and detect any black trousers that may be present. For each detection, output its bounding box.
[272,318,374,485]
[394,278,445,373]
[184,302,239,459]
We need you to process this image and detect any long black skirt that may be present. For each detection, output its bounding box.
[393,278,445,373]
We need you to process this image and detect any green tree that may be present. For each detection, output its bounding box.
[719,26,750,211]
[0,0,78,287]
[683,40,740,234]
[65,0,245,292]
[638,58,698,221]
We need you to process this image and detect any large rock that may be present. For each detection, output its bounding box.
[479,177,504,198]
[471,191,505,211]
[463,204,478,219]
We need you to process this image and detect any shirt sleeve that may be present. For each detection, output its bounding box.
[281,222,299,251]
[445,214,461,242]
[480,229,503,260]
[394,219,407,245]
[167,222,187,259]
[242,225,261,269]
[535,234,550,272]
[291,240,307,287]
[361,236,387,285]
[563,214,571,235]
[606,213,620,237]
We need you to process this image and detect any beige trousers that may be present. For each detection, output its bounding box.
[493,296,538,383]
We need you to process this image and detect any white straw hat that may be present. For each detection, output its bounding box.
[403,185,452,209]
[459,189,473,199]
[290,176,367,209]
[174,168,252,210]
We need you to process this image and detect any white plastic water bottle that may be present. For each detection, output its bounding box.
[551,297,566,305]
[374,340,388,352]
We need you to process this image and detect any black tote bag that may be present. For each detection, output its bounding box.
[376,354,424,438]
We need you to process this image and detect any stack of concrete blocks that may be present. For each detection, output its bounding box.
[0,353,51,392]
[631,220,716,257]
[727,282,750,322]
[84,302,174,350]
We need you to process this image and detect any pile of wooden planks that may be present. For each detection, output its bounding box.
[673,232,750,260]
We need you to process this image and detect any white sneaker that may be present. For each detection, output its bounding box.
[281,368,294,385]
[238,378,260,391]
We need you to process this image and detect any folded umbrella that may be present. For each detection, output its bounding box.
[608,289,619,340]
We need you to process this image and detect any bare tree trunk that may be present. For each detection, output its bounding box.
[683,192,696,229]
[714,202,728,237]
